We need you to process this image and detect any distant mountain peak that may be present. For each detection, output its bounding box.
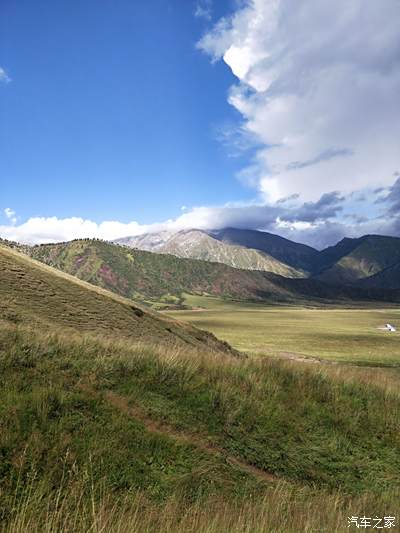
[116,227,308,277]
[314,233,400,284]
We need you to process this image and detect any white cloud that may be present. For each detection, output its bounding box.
[0,210,243,245]
[4,208,17,225]
[0,216,145,245]
[198,0,400,202]
[0,67,11,84]
[1,179,398,249]
[0,210,222,245]
[194,0,212,21]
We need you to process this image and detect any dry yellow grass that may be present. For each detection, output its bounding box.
[0,245,234,354]
[4,476,398,533]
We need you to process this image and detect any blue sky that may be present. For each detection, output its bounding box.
[1,0,399,247]
[1,0,253,223]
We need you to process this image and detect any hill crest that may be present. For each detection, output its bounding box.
[0,244,236,355]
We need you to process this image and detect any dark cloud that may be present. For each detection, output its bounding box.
[387,179,400,215]
[204,191,345,231]
[286,148,353,172]
[177,177,400,248]
[276,193,300,204]
[285,192,344,223]
[378,178,400,214]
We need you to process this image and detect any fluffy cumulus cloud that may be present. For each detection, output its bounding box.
[0,216,145,245]
[198,0,400,202]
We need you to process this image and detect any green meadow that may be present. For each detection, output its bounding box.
[2,246,400,531]
[166,295,400,366]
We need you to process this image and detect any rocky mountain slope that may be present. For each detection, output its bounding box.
[116,229,306,278]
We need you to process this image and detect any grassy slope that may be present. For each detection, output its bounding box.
[315,235,400,284]
[0,245,234,354]
[26,239,400,307]
[0,326,263,528]
[167,296,400,365]
[212,227,320,272]
[1,324,400,531]
[357,262,400,290]
[27,239,293,303]
[1,244,400,531]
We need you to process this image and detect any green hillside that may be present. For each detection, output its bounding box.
[28,239,291,304]
[212,227,319,272]
[357,261,400,289]
[312,237,362,273]
[315,235,400,284]
[117,229,400,290]
[1,245,400,531]
[25,239,400,306]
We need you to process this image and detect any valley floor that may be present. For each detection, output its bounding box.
[166,295,400,366]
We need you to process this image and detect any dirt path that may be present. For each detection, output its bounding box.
[104,390,279,485]
[274,351,337,364]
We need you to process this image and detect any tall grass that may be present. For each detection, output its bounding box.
[4,475,398,533]
[1,321,400,531]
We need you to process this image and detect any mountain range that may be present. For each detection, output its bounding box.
[116,228,400,290]
[2,227,399,308]
[1,228,400,308]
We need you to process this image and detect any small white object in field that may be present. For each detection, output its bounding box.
[385,323,396,332]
